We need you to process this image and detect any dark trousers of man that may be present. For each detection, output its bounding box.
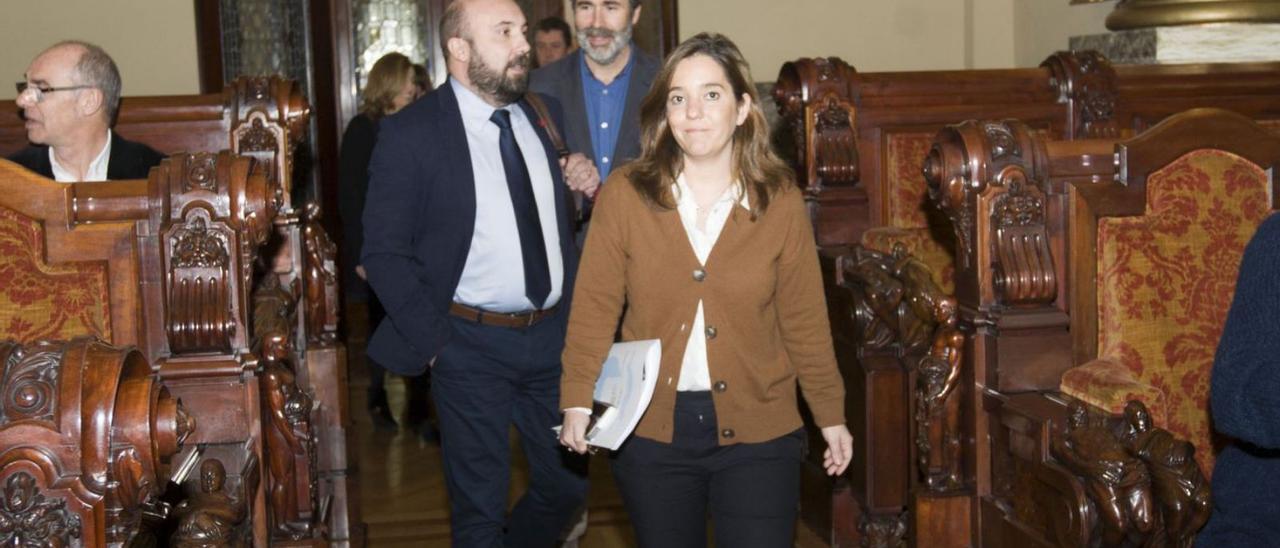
[612,391,804,548]
[432,309,588,547]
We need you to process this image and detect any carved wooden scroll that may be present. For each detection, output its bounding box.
[773,57,859,195]
[0,338,191,546]
[227,77,309,212]
[923,119,1056,307]
[153,151,279,357]
[1042,51,1120,139]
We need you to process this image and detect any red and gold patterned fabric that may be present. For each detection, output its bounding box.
[884,132,935,229]
[1060,149,1272,477]
[0,205,110,342]
[878,132,956,292]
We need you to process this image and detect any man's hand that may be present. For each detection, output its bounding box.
[356,265,367,281]
[559,409,591,454]
[560,153,600,199]
[821,424,854,476]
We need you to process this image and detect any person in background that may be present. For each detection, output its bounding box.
[10,40,163,181]
[411,62,432,98]
[337,52,427,436]
[530,0,660,242]
[559,33,853,547]
[532,16,572,68]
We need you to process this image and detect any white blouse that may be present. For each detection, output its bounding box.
[672,174,749,392]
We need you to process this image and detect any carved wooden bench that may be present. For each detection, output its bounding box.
[925,108,1280,546]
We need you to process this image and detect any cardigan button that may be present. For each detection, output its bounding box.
[692,268,707,282]
[721,428,735,439]
[705,326,717,340]
[713,381,727,393]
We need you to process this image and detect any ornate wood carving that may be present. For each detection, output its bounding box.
[1120,401,1211,548]
[0,342,62,425]
[302,202,340,346]
[166,213,236,354]
[0,338,188,546]
[227,77,310,211]
[924,119,1055,307]
[172,457,255,548]
[1051,401,1156,546]
[773,57,859,194]
[992,177,1057,305]
[857,511,907,548]
[837,246,906,353]
[837,244,947,356]
[262,360,315,539]
[155,151,281,357]
[253,276,317,539]
[915,295,964,493]
[0,472,82,547]
[1042,51,1119,139]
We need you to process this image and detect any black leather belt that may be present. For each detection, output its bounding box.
[449,302,558,328]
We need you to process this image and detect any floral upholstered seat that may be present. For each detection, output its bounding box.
[1060,148,1274,476]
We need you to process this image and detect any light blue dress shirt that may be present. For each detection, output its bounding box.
[450,78,564,313]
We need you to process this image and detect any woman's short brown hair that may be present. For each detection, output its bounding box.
[628,32,793,217]
[360,52,414,119]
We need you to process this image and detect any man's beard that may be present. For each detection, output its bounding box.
[469,50,531,105]
[577,22,633,66]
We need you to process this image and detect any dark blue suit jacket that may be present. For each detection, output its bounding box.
[361,81,578,376]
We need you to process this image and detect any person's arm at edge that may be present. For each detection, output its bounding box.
[1211,214,1280,449]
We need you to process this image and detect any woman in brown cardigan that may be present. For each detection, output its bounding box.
[558,33,853,547]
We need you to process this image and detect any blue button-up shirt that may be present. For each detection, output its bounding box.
[580,51,634,181]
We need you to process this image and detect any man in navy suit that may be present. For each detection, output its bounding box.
[361,0,599,545]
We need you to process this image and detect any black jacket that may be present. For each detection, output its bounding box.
[8,131,165,180]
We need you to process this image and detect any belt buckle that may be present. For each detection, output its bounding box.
[524,310,538,328]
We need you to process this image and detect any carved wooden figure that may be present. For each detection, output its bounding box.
[301,202,339,346]
[172,458,254,548]
[1120,401,1211,548]
[253,273,317,539]
[1052,402,1156,546]
[262,361,314,539]
[915,295,964,493]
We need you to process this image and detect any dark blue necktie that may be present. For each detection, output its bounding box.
[490,108,552,309]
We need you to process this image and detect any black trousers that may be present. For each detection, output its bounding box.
[611,391,804,548]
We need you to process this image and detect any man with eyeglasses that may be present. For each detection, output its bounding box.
[9,41,163,182]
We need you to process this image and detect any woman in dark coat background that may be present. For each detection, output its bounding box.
[338,52,433,436]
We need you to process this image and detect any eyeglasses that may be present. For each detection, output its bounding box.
[15,82,94,103]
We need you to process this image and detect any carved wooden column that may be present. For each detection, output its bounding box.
[1041,51,1120,140]
[921,120,1069,546]
[774,58,863,245]
[0,338,191,546]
